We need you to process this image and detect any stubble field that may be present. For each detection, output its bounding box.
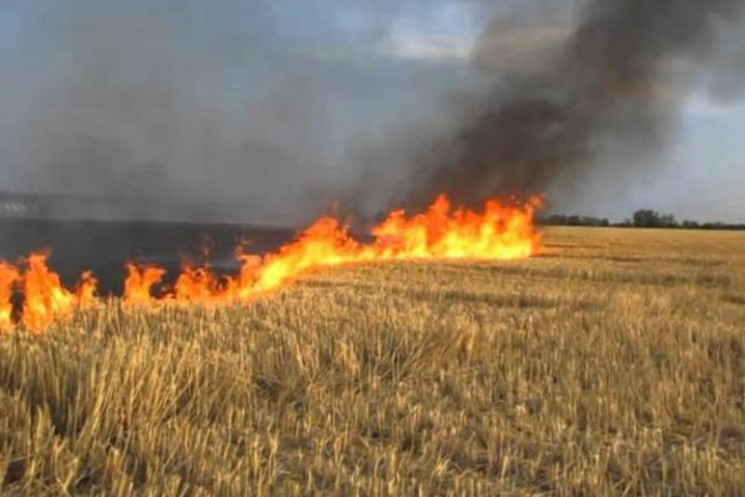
[1,227,744,495]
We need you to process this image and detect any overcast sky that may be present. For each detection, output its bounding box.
[0,0,743,222]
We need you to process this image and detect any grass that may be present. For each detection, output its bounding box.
[1,227,744,495]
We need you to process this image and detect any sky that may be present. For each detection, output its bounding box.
[0,0,743,223]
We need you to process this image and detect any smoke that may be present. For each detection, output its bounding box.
[2,0,744,224]
[1,0,421,224]
[400,0,745,210]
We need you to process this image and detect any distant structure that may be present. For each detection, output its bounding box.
[0,190,260,225]
[0,191,42,219]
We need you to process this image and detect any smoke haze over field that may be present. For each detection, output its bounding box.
[3,0,451,223]
[2,1,351,224]
[0,0,744,223]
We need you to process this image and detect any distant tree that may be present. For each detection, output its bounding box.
[702,222,727,230]
[541,214,611,227]
[542,210,742,230]
[632,210,678,228]
[659,214,678,228]
[615,219,633,228]
[566,215,581,226]
[632,209,662,228]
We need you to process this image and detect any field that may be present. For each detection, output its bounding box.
[1,227,744,495]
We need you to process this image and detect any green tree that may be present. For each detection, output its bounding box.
[632,209,661,228]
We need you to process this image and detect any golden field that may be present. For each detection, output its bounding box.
[1,227,744,496]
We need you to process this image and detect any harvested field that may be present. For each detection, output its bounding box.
[1,227,744,495]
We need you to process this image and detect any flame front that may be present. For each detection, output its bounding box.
[0,194,542,333]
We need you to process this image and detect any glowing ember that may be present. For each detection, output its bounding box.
[0,194,543,333]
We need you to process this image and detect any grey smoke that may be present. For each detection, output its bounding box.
[401,0,745,210]
[2,0,744,224]
[3,0,438,224]
[3,1,331,224]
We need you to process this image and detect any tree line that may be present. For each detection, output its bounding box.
[540,210,745,230]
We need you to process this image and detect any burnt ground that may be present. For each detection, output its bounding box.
[0,219,297,296]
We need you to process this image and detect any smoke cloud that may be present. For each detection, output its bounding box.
[2,0,429,224]
[401,0,745,210]
[2,0,744,224]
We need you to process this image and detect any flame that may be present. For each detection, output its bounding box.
[22,253,75,333]
[0,194,542,333]
[173,263,223,303]
[76,271,99,307]
[0,262,20,328]
[371,195,541,260]
[123,263,166,305]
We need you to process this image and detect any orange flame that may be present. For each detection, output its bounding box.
[0,262,20,329]
[371,195,541,260]
[123,263,166,305]
[22,253,76,333]
[76,271,99,307]
[173,263,223,303]
[0,194,543,332]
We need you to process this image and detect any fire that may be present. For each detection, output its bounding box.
[370,195,540,260]
[0,262,20,328]
[123,263,166,305]
[173,263,223,303]
[22,253,74,333]
[76,271,99,307]
[0,194,542,333]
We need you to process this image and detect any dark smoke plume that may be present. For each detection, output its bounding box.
[403,0,745,209]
